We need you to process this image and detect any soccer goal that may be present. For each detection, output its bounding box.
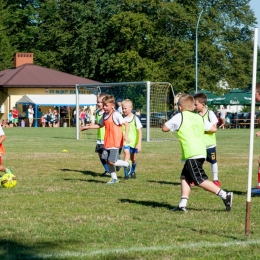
[75,81,176,142]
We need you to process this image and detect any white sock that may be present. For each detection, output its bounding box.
[114,160,129,167]
[110,172,117,179]
[108,165,117,180]
[179,196,188,208]
[211,163,218,180]
[216,188,226,199]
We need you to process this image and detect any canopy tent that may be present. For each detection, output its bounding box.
[211,89,252,106]
[16,94,97,106]
[16,94,97,127]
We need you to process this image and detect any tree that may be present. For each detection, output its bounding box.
[257,47,260,83]
[0,0,257,96]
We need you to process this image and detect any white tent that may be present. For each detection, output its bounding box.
[16,94,97,127]
[16,94,97,106]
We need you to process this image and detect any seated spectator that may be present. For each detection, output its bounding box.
[46,109,54,127]
[1,120,7,128]
[41,113,46,127]
[53,110,60,128]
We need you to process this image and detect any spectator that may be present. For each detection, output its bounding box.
[46,109,54,127]
[116,98,123,114]
[71,108,76,127]
[8,110,13,126]
[1,120,7,128]
[12,107,19,127]
[80,108,86,126]
[135,109,141,121]
[28,105,34,127]
[37,108,43,126]
[219,106,227,129]
[41,113,46,127]
[85,107,91,124]
[53,109,60,127]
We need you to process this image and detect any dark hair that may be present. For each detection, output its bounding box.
[194,93,207,104]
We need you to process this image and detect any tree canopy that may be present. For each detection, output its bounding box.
[0,0,258,94]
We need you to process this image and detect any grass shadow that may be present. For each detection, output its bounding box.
[63,178,105,184]
[147,180,180,186]
[61,168,99,177]
[120,198,172,209]
[0,239,56,260]
[120,199,226,212]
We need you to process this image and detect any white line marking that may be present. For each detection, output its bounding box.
[34,239,260,259]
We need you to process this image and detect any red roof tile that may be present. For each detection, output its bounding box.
[0,64,101,87]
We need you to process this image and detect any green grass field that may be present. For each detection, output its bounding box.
[1,127,260,259]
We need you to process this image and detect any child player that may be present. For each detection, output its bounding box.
[122,99,142,179]
[94,93,110,176]
[194,93,221,187]
[162,94,233,212]
[81,95,132,184]
[0,122,13,180]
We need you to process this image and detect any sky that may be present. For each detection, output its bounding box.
[249,0,260,46]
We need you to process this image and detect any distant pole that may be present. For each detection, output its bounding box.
[195,9,204,93]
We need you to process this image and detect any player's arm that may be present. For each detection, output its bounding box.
[136,128,142,152]
[162,124,170,132]
[204,120,217,134]
[81,123,101,131]
[0,134,6,144]
[122,120,130,143]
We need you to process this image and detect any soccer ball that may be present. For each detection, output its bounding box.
[1,173,17,188]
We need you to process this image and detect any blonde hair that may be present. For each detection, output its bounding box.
[102,94,115,105]
[98,92,107,99]
[122,99,133,108]
[178,94,195,111]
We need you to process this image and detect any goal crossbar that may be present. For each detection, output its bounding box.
[75,81,175,141]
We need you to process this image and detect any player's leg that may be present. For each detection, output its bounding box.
[171,162,192,212]
[122,146,131,179]
[114,147,132,177]
[96,144,109,176]
[130,149,138,178]
[103,149,120,184]
[189,158,233,211]
[206,147,220,186]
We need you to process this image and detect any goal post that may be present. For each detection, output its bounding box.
[75,81,175,142]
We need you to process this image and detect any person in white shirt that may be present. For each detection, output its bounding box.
[28,105,34,127]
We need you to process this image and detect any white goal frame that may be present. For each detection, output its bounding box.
[75,81,175,142]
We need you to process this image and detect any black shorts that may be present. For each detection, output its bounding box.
[180,158,208,185]
[95,144,105,154]
[206,146,217,164]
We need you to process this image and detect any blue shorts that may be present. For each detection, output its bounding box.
[123,145,138,154]
[206,146,217,164]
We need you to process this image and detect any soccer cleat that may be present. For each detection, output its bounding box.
[101,171,110,177]
[124,160,132,177]
[170,206,188,213]
[213,180,221,187]
[190,182,195,186]
[6,168,12,174]
[223,192,233,211]
[130,172,136,179]
[106,178,119,184]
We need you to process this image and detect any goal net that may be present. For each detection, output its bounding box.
[75,81,176,142]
